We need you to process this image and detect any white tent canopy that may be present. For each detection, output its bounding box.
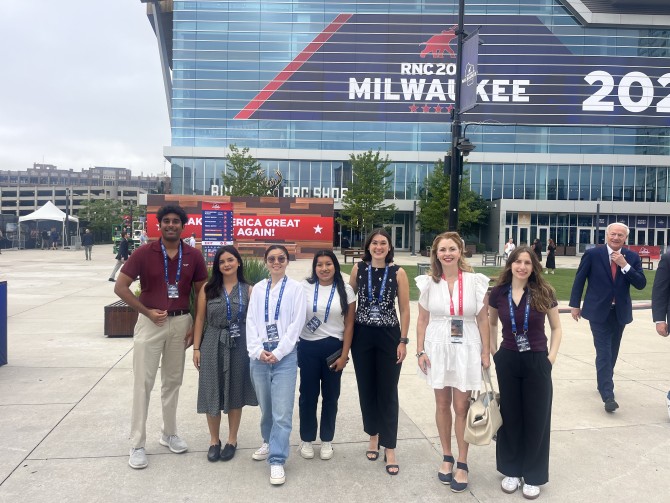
[18,201,79,249]
[19,201,79,224]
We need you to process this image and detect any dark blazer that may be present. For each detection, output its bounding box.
[652,252,670,323]
[116,238,129,261]
[569,245,646,325]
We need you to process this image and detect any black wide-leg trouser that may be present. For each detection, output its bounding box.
[351,323,402,449]
[494,347,553,486]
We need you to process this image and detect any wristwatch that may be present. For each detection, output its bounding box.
[399,337,409,344]
[416,350,426,358]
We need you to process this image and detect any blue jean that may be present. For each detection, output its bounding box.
[589,307,625,401]
[250,348,298,465]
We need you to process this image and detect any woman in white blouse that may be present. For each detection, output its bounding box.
[246,245,307,486]
[415,232,490,493]
[297,250,356,461]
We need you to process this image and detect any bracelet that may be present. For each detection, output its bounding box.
[193,348,200,351]
[416,350,426,358]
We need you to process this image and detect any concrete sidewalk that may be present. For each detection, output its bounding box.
[0,246,668,502]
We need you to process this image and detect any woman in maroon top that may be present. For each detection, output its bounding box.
[487,246,562,500]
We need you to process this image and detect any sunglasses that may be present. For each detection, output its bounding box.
[267,256,287,264]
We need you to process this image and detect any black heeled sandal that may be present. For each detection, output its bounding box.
[450,462,469,493]
[366,441,379,461]
[438,454,455,485]
[383,450,399,476]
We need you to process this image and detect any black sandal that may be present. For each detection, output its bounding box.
[450,462,469,493]
[384,451,399,476]
[438,454,455,485]
[366,439,379,461]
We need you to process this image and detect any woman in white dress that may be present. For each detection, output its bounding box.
[416,232,490,493]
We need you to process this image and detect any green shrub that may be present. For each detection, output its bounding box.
[243,257,269,285]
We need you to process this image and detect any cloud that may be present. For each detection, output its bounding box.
[0,0,170,175]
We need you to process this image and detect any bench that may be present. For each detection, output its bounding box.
[482,252,498,266]
[104,300,138,337]
[417,263,430,275]
[640,256,654,270]
[343,248,365,263]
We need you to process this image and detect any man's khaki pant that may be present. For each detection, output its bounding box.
[130,313,192,448]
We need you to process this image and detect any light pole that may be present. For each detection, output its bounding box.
[447,0,466,232]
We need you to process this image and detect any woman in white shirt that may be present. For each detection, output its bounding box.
[246,245,307,486]
[297,250,356,461]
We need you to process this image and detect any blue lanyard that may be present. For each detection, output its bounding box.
[367,264,389,305]
[222,283,244,323]
[160,240,182,285]
[508,287,531,335]
[265,276,288,324]
[314,282,337,323]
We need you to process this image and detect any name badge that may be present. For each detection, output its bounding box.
[369,305,382,322]
[306,316,322,333]
[515,333,531,352]
[450,318,464,344]
[263,341,278,352]
[266,324,279,342]
[229,322,241,338]
[167,283,179,299]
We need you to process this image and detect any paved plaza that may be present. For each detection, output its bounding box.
[0,247,669,502]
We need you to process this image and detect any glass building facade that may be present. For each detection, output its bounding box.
[153,0,670,252]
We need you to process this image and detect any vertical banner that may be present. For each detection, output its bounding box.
[460,31,480,113]
[201,202,234,265]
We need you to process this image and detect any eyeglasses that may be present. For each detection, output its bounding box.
[267,256,287,264]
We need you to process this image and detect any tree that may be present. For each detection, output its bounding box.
[79,199,141,243]
[221,144,283,196]
[337,150,396,239]
[417,159,489,239]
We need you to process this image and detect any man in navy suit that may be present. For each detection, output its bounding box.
[651,251,670,418]
[569,223,646,413]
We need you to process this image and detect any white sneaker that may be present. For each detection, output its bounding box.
[501,476,521,494]
[270,464,286,485]
[128,447,148,469]
[252,442,269,460]
[523,483,540,500]
[159,434,188,454]
[544,270,548,274]
[320,441,334,460]
[299,441,314,459]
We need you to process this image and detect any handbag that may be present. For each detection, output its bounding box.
[464,367,503,446]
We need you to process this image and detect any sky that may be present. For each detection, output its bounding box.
[0,0,170,176]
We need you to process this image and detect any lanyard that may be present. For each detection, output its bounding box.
[222,283,244,323]
[265,276,288,324]
[160,240,182,285]
[508,287,531,335]
[442,270,464,316]
[367,264,389,305]
[313,282,337,323]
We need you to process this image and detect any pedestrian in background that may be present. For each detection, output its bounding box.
[109,232,129,281]
[545,238,556,274]
[82,229,94,260]
[188,233,196,247]
[532,239,542,262]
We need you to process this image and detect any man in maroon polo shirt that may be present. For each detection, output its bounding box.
[114,204,207,469]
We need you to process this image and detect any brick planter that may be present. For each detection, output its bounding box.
[104,300,138,337]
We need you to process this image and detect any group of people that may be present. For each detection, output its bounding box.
[111,204,663,499]
[111,207,412,487]
[504,238,557,274]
